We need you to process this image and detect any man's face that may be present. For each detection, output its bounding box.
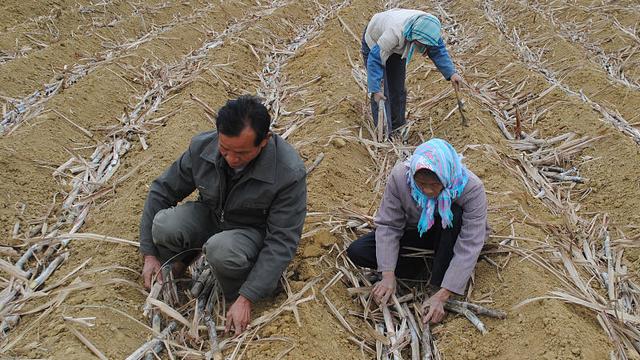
[218,126,269,169]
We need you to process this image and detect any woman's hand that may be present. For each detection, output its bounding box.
[422,288,452,324]
[450,73,464,92]
[372,271,396,305]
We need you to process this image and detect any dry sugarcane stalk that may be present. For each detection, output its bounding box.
[30,252,69,290]
[52,110,94,140]
[146,298,191,329]
[151,313,162,333]
[382,305,401,360]
[542,172,584,183]
[205,315,223,360]
[0,282,20,313]
[62,316,96,328]
[125,321,177,360]
[346,285,504,322]
[191,267,212,297]
[444,302,487,334]
[14,244,41,270]
[454,88,468,126]
[143,282,162,317]
[421,321,434,360]
[377,99,387,142]
[48,232,140,248]
[0,259,30,281]
[306,152,325,174]
[190,94,217,122]
[402,303,421,360]
[161,266,179,307]
[446,299,507,319]
[337,15,360,44]
[1,315,20,337]
[376,322,389,360]
[67,326,108,360]
[192,276,216,339]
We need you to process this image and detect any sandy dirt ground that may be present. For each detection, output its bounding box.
[1,0,639,359]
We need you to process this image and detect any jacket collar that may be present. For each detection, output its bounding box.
[200,132,277,184]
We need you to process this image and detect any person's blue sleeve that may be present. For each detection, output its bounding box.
[367,44,385,93]
[427,38,456,80]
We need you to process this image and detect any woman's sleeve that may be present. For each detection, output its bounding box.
[374,165,408,272]
[366,44,385,94]
[426,37,456,80]
[440,178,488,294]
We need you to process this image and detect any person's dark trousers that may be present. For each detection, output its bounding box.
[361,30,407,131]
[347,204,463,287]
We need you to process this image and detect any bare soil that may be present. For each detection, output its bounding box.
[1,0,639,359]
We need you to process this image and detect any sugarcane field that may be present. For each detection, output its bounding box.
[1,0,640,359]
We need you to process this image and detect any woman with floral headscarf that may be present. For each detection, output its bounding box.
[362,9,464,131]
[347,139,489,325]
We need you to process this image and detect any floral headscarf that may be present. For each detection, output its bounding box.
[406,138,469,235]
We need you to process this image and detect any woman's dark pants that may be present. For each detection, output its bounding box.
[347,204,463,287]
[361,30,407,131]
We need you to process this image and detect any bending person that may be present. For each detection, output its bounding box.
[347,138,488,324]
[138,95,307,335]
[362,9,464,131]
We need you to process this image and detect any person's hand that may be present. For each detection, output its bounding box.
[372,271,396,305]
[422,288,452,324]
[225,295,252,336]
[450,73,464,92]
[142,255,162,290]
[372,92,386,103]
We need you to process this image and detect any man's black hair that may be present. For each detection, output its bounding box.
[216,95,271,146]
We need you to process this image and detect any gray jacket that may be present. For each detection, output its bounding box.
[139,131,307,301]
[374,162,489,295]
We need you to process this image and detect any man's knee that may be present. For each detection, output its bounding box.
[151,208,180,248]
[204,234,253,277]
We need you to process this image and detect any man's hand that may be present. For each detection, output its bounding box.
[372,91,386,103]
[372,271,396,305]
[225,295,252,336]
[450,73,464,92]
[142,255,162,290]
[422,288,452,324]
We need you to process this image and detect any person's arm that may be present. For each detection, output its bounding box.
[237,168,307,302]
[367,44,385,95]
[374,165,407,273]
[139,146,197,289]
[422,287,452,324]
[440,178,488,295]
[139,147,197,257]
[426,37,456,80]
[371,165,408,304]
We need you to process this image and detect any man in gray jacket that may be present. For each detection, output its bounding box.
[138,95,307,335]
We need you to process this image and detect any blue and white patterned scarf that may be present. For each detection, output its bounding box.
[406,138,468,235]
[402,13,442,65]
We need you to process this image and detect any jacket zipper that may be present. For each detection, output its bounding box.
[215,163,226,224]
[217,161,253,225]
